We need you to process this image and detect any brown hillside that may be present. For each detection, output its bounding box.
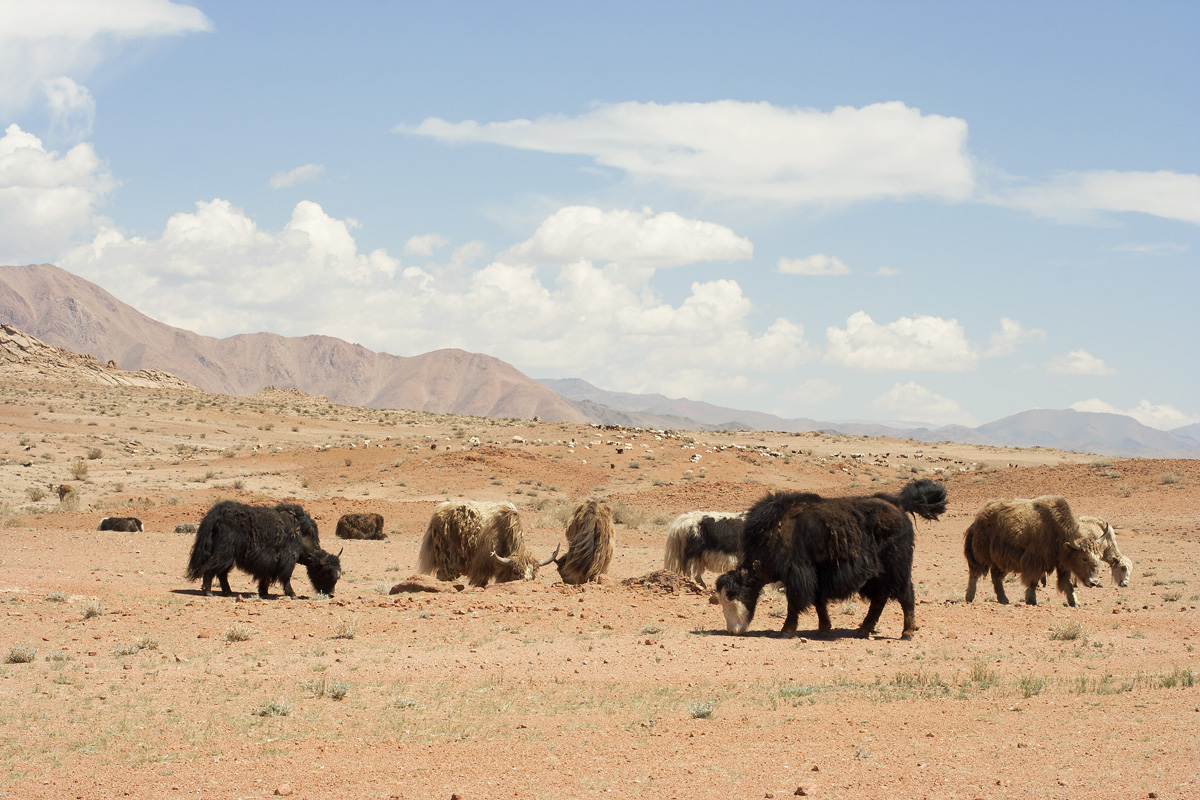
[0,263,585,422]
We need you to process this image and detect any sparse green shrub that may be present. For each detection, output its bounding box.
[81,600,104,619]
[254,698,292,717]
[688,700,716,719]
[1049,620,1086,641]
[327,679,350,700]
[70,459,88,480]
[1160,472,1183,485]
[86,447,102,460]
[225,623,252,643]
[6,644,38,663]
[332,617,358,640]
[46,591,68,603]
[25,486,46,502]
[1019,676,1044,697]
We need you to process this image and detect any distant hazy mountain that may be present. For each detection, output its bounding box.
[0,263,585,422]
[973,409,1200,457]
[1172,422,1200,441]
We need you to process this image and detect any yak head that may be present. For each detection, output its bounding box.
[305,548,343,596]
[714,569,758,635]
[1063,538,1105,588]
[1110,555,1132,587]
[490,545,561,582]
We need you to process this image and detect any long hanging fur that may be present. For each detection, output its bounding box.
[556,500,615,584]
[417,500,547,587]
[662,511,745,587]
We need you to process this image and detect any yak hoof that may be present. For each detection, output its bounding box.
[901,631,916,641]
[854,627,873,639]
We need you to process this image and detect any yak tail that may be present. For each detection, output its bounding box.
[663,521,688,574]
[185,513,218,581]
[415,520,437,575]
[894,479,948,521]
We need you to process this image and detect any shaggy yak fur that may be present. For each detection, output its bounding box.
[663,510,746,588]
[715,480,947,640]
[174,523,200,534]
[185,501,342,598]
[963,496,1105,607]
[335,512,387,540]
[1040,515,1131,589]
[98,517,143,532]
[553,500,615,584]
[417,500,558,587]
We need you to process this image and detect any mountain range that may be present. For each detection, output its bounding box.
[2,263,1197,458]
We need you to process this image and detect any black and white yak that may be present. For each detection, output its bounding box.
[715,480,947,640]
[185,501,342,598]
[662,510,746,588]
[553,500,615,584]
[98,517,143,532]
[416,500,559,587]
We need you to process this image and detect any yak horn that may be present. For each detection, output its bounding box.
[491,550,514,566]
[539,544,562,567]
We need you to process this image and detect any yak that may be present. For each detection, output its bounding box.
[417,500,558,587]
[335,512,387,540]
[715,480,947,640]
[963,495,1105,607]
[1040,515,1131,589]
[185,501,342,598]
[662,510,746,588]
[98,517,143,532]
[553,500,615,584]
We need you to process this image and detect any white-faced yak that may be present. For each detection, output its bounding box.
[185,501,342,598]
[715,480,947,640]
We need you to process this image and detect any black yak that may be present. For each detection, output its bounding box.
[416,500,558,587]
[98,517,143,532]
[553,500,615,584]
[185,501,342,598]
[662,510,746,588]
[715,480,947,640]
[335,512,387,540]
[963,496,1105,607]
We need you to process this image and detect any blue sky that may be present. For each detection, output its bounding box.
[1,1,1197,430]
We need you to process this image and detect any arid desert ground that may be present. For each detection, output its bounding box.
[1,378,1197,799]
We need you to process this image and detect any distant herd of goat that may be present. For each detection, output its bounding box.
[95,478,1131,639]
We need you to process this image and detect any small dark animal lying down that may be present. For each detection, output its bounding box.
[185,500,341,598]
[98,517,143,532]
[715,480,947,640]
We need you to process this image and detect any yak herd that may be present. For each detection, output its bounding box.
[119,475,1131,640]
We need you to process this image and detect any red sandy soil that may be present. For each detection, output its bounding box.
[1,382,1197,799]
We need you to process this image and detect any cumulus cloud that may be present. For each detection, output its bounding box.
[0,123,116,263]
[1070,399,1200,431]
[1001,170,1200,226]
[777,254,850,276]
[269,163,324,189]
[400,100,975,205]
[872,381,978,427]
[43,76,95,141]
[984,318,1045,357]
[825,311,977,371]
[404,233,448,257]
[57,200,815,401]
[1046,349,1115,376]
[0,0,212,114]
[503,205,753,268]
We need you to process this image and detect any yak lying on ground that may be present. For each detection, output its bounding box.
[715,480,947,640]
[185,501,342,598]
[335,512,387,540]
[174,523,200,534]
[417,500,558,587]
[98,517,143,532]
[553,500,615,584]
[963,495,1105,607]
[663,510,745,588]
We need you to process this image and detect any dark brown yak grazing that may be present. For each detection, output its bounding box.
[553,500,615,584]
[715,480,947,640]
[416,500,558,587]
[335,512,386,540]
[963,496,1105,607]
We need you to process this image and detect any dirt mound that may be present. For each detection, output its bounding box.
[621,569,708,594]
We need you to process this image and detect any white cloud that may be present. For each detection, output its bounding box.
[269,163,324,189]
[504,205,753,268]
[0,0,212,114]
[1002,170,1200,226]
[43,76,95,141]
[876,266,902,277]
[404,233,448,257]
[57,200,816,402]
[825,311,977,371]
[777,253,850,276]
[401,100,975,205]
[872,381,978,427]
[1047,349,1115,376]
[451,241,486,265]
[984,318,1045,357]
[1071,399,1200,431]
[0,123,116,263]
